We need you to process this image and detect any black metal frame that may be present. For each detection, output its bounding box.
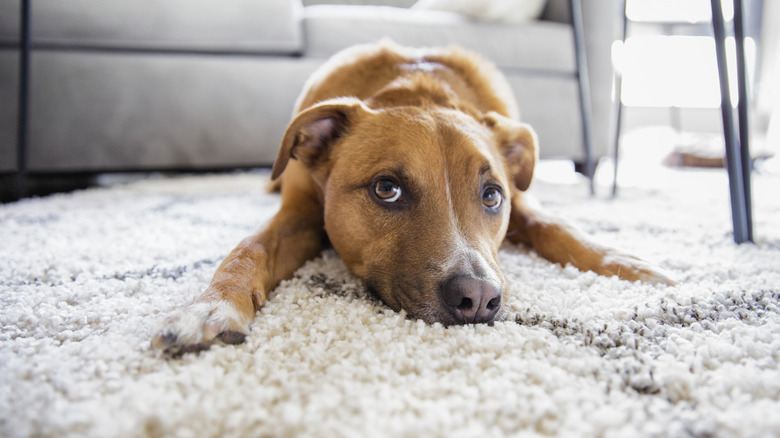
[13,0,31,199]
[569,0,596,195]
[611,0,754,244]
[711,0,754,243]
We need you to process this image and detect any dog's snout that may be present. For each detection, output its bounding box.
[441,275,501,324]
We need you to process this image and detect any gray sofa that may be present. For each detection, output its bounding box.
[0,0,621,175]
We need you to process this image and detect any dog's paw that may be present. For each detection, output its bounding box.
[601,251,676,286]
[151,301,252,357]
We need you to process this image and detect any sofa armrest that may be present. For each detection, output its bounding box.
[543,0,623,156]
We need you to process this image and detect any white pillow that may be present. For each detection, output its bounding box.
[411,0,547,24]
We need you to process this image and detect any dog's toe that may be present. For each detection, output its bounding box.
[151,331,179,349]
[216,330,248,345]
[151,301,251,357]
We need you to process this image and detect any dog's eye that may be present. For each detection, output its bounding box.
[374,178,402,202]
[482,186,502,210]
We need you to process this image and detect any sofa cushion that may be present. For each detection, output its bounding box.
[27,52,322,171]
[302,5,575,73]
[30,0,304,55]
[0,0,20,45]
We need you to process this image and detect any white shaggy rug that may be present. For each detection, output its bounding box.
[2,148,780,436]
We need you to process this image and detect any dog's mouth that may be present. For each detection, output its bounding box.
[366,279,504,326]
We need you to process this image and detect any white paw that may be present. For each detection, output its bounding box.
[151,300,252,356]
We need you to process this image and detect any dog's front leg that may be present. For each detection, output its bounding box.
[505,193,674,285]
[152,196,325,356]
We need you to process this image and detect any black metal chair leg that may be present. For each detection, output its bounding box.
[711,0,753,243]
[14,0,31,199]
[733,0,754,241]
[570,0,595,196]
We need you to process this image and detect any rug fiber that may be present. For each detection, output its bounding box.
[2,156,779,437]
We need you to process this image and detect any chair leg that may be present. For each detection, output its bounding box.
[711,0,753,243]
[570,0,595,196]
[612,91,623,197]
[733,0,754,241]
[612,0,629,198]
[15,0,31,199]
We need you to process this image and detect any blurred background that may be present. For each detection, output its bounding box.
[0,0,777,201]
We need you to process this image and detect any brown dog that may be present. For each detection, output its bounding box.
[152,42,672,355]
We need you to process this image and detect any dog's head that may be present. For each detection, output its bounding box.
[272,98,537,325]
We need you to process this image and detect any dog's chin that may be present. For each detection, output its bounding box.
[407,306,462,327]
[407,306,503,327]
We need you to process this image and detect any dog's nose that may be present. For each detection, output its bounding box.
[441,275,501,324]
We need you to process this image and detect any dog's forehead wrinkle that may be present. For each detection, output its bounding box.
[355,109,496,187]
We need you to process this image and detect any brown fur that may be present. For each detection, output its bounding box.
[152,41,672,355]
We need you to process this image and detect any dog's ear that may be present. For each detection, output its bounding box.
[271,98,370,180]
[482,111,538,191]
